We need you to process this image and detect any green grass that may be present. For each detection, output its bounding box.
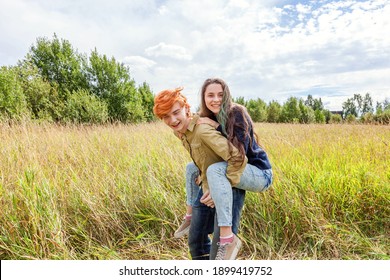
[0,122,389,259]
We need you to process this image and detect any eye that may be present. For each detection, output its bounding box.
[173,110,181,115]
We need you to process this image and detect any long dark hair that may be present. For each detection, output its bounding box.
[199,78,255,163]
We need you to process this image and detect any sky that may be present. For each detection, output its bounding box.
[1,0,390,111]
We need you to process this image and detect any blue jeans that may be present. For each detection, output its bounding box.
[185,163,201,206]
[186,163,246,260]
[188,187,246,259]
[210,187,246,259]
[207,162,273,227]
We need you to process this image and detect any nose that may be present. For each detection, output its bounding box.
[213,94,221,102]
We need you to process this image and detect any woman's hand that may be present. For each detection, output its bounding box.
[200,190,215,208]
[197,117,219,129]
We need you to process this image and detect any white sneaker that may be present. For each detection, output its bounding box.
[215,234,242,260]
[173,218,191,238]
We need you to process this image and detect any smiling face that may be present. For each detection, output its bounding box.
[204,83,224,115]
[162,101,191,133]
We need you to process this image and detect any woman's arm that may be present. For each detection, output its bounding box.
[197,117,225,136]
[197,117,219,129]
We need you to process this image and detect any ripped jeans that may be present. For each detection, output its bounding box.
[186,162,273,226]
[207,162,272,227]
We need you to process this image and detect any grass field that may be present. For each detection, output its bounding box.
[0,121,389,260]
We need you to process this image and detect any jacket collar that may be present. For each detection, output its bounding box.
[173,114,199,138]
[186,114,199,132]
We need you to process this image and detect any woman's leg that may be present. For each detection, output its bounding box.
[207,162,273,228]
[236,165,273,193]
[210,188,245,259]
[207,162,270,259]
[206,162,234,228]
[206,162,239,259]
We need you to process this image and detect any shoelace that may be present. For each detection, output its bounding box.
[215,243,228,260]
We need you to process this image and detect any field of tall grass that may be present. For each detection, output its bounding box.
[0,121,389,260]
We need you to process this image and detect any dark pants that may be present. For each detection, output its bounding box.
[188,188,246,260]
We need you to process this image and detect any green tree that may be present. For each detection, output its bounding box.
[86,50,144,122]
[16,61,62,121]
[25,35,153,123]
[342,93,374,118]
[280,97,301,123]
[299,99,315,123]
[314,109,326,123]
[323,109,332,124]
[233,96,246,106]
[385,99,390,111]
[305,94,324,111]
[0,66,29,120]
[342,98,358,118]
[375,99,390,115]
[27,34,88,96]
[362,93,374,115]
[354,93,363,115]
[137,82,155,122]
[267,100,282,123]
[246,98,267,122]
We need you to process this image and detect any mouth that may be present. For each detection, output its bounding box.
[171,121,181,129]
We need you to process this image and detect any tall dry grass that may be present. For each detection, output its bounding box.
[0,122,389,259]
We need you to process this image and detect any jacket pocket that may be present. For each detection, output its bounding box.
[190,143,206,167]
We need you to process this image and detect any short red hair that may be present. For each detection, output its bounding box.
[153,87,191,119]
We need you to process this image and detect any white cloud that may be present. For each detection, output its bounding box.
[145,42,193,61]
[122,56,156,68]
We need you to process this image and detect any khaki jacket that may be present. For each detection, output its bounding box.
[178,115,247,192]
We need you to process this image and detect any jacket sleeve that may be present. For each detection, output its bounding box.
[198,124,247,186]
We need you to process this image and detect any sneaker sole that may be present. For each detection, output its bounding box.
[173,226,190,238]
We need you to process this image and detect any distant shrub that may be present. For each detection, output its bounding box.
[63,89,108,123]
[329,114,342,124]
[345,114,357,124]
[360,112,375,124]
[374,110,390,125]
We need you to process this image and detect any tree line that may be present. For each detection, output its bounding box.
[1,35,389,124]
[0,34,154,124]
[234,93,390,124]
